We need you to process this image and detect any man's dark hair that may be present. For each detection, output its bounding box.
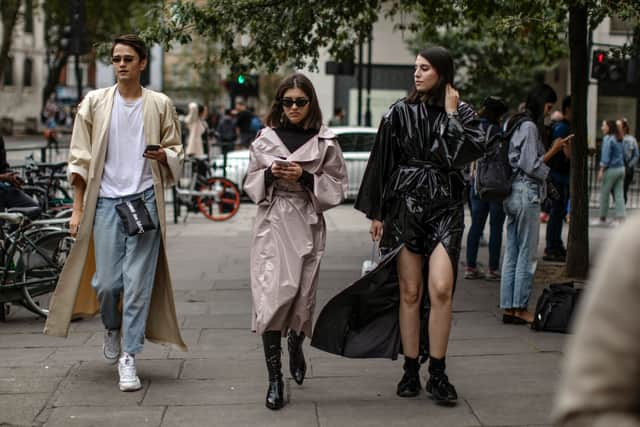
[334,107,343,116]
[561,95,571,115]
[111,34,148,60]
[265,73,323,130]
[406,46,454,107]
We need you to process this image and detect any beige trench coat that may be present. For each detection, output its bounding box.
[244,126,348,337]
[44,85,187,351]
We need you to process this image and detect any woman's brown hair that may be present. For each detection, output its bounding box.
[265,73,323,129]
[406,46,454,107]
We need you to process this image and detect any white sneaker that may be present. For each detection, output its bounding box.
[118,353,142,392]
[589,218,607,227]
[103,329,121,364]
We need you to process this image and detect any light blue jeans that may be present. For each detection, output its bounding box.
[599,166,625,220]
[92,187,160,354]
[500,180,541,310]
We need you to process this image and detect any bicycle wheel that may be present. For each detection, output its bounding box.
[18,230,74,317]
[196,177,241,221]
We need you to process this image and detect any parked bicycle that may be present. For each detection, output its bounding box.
[0,208,73,319]
[173,155,241,223]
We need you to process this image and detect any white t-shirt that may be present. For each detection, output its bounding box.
[99,90,154,198]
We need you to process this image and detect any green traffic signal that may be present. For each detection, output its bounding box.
[237,74,246,84]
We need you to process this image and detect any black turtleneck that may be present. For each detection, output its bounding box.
[264,125,317,190]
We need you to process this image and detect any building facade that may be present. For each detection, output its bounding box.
[0,0,46,133]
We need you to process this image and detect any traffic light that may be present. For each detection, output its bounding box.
[226,74,259,97]
[591,49,626,82]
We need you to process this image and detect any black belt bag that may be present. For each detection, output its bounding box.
[115,198,156,236]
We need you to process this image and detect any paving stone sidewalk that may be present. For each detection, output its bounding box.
[0,204,616,427]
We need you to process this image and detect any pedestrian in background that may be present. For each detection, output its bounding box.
[465,96,508,281]
[44,34,186,392]
[592,120,625,226]
[328,106,346,126]
[235,100,255,149]
[312,46,487,405]
[244,73,347,410]
[500,84,568,324]
[619,118,638,205]
[185,102,205,157]
[543,95,572,263]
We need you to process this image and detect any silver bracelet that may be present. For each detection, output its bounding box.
[447,111,459,119]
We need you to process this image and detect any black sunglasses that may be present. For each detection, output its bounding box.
[111,55,136,64]
[280,97,310,108]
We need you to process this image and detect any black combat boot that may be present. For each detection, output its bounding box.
[425,356,458,404]
[396,356,421,397]
[287,330,307,385]
[262,331,284,410]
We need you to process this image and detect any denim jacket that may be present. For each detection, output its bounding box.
[508,121,549,199]
[600,134,625,169]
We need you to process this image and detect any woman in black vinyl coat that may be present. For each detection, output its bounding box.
[311,47,487,404]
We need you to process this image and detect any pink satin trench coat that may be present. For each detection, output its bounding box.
[244,126,348,337]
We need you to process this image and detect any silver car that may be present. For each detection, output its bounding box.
[212,126,377,200]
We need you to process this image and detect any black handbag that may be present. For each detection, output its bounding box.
[115,198,156,236]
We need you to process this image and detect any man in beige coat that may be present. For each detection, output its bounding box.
[553,213,640,426]
[44,34,186,392]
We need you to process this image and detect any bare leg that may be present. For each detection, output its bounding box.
[427,243,454,359]
[397,247,424,358]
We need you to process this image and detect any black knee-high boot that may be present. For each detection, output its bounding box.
[287,330,307,385]
[262,331,284,410]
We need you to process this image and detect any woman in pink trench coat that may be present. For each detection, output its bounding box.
[244,73,348,410]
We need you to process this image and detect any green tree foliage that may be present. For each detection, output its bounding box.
[404,4,567,108]
[40,0,154,107]
[143,0,382,73]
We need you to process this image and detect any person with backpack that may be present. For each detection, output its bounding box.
[592,120,626,226]
[500,84,572,324]
[619,118,638,205]
[465,96,508,281]
[216,108,237,146]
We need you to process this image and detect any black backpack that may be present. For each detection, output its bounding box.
[474,116,531,202]
[531,282,583,333]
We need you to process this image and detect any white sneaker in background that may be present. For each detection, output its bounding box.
[103,329,121,364]
[118,353,142,392]
[589,218,607,227]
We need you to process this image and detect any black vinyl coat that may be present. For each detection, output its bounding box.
[311,99,487,360]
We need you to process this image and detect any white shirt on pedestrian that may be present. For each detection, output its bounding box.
[99,89,154,198]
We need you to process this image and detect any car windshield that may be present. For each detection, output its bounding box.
[336,133,376,152]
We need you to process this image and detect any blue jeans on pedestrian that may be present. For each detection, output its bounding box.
[466,186,505,271]
[92,187,160,354]
[545,171,569,253]
[500,180,541,310]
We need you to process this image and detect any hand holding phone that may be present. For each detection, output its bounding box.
[273,159,291,167]
[144,144,161,152]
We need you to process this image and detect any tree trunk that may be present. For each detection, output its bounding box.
[0,0,21,84]
[566,5,590,278]
[41,51,69,111]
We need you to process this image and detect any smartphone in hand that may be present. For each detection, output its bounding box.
[273,159,291,167]
[144,144,161,152]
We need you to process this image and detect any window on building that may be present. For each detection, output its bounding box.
[3,57,14,86]
[610,15,635,34]
[23,58,33,87]
[24,0,34,33]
